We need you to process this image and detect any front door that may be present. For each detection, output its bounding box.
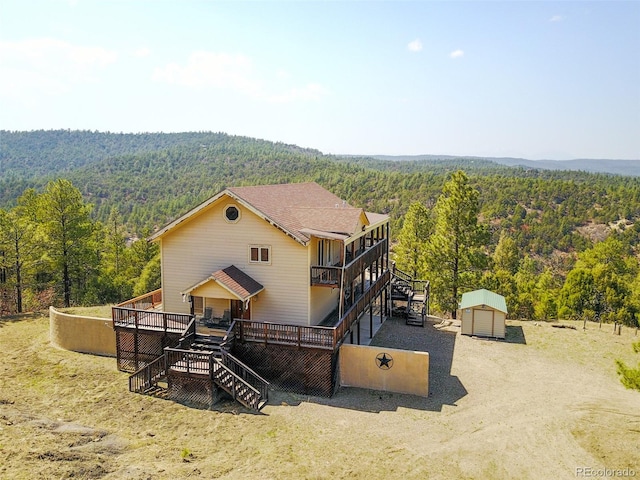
[231,300,251,320]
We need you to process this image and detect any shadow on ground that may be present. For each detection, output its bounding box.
[279,315,468,413]
[0,312,44,328]
[505,325,526,344]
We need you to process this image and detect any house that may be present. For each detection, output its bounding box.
[459,289,507,339]
[112,182,392,407]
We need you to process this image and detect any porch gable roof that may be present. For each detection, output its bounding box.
[182,265,264,301]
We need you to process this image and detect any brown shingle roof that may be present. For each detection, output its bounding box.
[181,265,264,300]
[211,265,264,301]
[228,182,367,242]
[150,182,389,245]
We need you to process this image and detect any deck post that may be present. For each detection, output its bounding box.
[369,301,373,338]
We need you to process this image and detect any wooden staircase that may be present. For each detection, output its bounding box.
[128,326,269,411]
[391,268,430,327]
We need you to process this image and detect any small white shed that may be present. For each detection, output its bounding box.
[459,289,507,339]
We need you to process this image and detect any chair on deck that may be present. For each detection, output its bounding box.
[202,307,214,327]
[220,309,231,327]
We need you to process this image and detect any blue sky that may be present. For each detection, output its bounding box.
[1,1,639,160]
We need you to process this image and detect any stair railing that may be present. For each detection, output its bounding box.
[178,317,197,349]
[220,351,269,403]
[210,357,263,410]
[220,320,237,352]
[129,354,167,393]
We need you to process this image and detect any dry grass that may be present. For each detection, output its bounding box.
[0,313,639,479]
[60,305,114,318]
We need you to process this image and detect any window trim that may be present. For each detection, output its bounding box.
[223,204,241,223]
[249,245,271,265]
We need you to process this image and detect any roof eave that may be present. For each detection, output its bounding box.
[148,189,309,246]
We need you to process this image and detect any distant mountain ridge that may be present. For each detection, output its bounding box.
[371,154,640,177]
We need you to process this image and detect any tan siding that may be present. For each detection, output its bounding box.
[308,235,341,324]
[206,298,229,319]
[460,308,473,335]
[494,311,506,338]
[310,287,340,325]
[161,197,310,325]
[191,282,236,300]
[473,309,494,337]
[461,307,506,339]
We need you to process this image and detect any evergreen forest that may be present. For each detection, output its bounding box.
[1,130,639,327]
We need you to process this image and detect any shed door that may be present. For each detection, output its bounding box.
[473,309,494,337]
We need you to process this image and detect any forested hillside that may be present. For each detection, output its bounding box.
[1,130,639,325]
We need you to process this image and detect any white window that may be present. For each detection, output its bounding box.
[249,245,271,264]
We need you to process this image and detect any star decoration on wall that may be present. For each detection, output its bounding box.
[376,352,393,370]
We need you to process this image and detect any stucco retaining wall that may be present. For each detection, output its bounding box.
[339,344,429,397]
[49,306,116,357]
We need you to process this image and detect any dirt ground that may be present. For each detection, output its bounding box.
[1,312,639,479]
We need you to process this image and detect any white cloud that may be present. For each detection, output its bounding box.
[407,39,423,52]
[450,49,464,59]
[153,50,328,104]
[267,83,328,103]
[152,51,261,96]
[549,15,564,22]
[0,37,117,98]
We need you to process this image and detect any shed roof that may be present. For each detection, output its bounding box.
[459,289,507,313]
[149,182,388,245]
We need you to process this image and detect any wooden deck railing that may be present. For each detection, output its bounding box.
[210,358,263,410]
[392,267,429,294]
[112,307,193,334]
[165,347,212,375]
[234,320,336,350]
[310,238,388,288]
[310,266,341,287]
[233,269,391,351]
[220,320,237,351]
[129,354,167,393]
[343,238,387,286]
[335,269,390,344]
[221,352,269,403]
[178,317,197,348]
[116,288,162,310]
[165,346,265,409]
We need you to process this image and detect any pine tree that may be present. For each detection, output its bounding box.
[38,180,94,307]
[394,202,431,279]
[0,194,43,313]
[425,171,488,318]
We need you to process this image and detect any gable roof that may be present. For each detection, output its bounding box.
[149,182,387,245]
[182,265,264,301]
[459,289,508,313]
